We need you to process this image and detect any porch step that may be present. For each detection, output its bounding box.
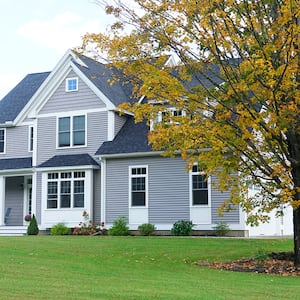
[0,226,27,236]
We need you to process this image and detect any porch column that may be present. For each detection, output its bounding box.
[0,176,5,225]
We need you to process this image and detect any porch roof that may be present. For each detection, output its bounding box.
[38,154,100,168]
[0,157,32,170]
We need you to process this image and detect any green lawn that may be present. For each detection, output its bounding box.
[0,236,298,300]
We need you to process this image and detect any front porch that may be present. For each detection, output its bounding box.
[0,175,32,228]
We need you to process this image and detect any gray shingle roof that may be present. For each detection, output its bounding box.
[96,117,152,156]
[0,72,50,123]
[0,157,32,170]
[73,55,138,106]
[38,154,100,168]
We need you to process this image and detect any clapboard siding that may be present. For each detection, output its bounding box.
[148,157,189,223]
[35,172,42,224]
[105,156,190,223]
[5,177,24,226]
[37,111,107,165]
[211,179,240,223]
[105,155,239,225]
[114,113,127,136]
[93,169,101,223]
[2,125,32,158]
[39,70,105,114]
[106,159,129,222]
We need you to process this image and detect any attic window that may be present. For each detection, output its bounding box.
[66,77,78,92]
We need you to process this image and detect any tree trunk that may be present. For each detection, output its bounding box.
[294,208,300,266]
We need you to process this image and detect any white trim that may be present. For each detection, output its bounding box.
[98,151,164,159]
[100,159,106,223]
[32,120,38,166]
[56,113,87,149]
[128,165,148,208]
[31,172,37,219]
[189,165,212,225]
[65,77,78,92]
[128,164,149,225]
[37,165,99,172]
[189,166,211,208]
[107,111,115,141]
[0,169,33,176]
[0,128,6,154]
[37,107,107,119]
[0,176,5,225]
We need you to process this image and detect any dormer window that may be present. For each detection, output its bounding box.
[66,77,78,92]
[150,108,186,130]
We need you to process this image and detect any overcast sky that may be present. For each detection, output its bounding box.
[0,0,114,99]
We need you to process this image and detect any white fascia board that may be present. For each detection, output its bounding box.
[0,169,33,176]
[36,164,100,172]
[98,151,163,160]
[71,62,116,111]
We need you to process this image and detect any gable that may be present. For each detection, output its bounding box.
[38,70,106,115]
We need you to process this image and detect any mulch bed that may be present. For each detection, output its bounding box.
[195,252,300,276]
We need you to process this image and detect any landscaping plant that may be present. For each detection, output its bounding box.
[138,223,156,236]
[108,216,130,236]
[50,223,71,235]
[27,214,39,235]
[171,220,194,236]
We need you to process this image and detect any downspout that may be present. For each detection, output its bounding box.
[100,158,106,224]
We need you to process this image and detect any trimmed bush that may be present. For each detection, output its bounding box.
[213,222,231,236]
[27,214,39,235]
[108,217,130,236]
[171,220,194,236]
[138,223,156,236]
[50,223,71,235]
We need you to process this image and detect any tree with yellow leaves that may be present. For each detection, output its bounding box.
[80,0,300,264]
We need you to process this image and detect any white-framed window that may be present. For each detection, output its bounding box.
[0,128,5,153]
[57,115,86,148]
[190,165,210,206]
[47,171,85,209]
[28,126,34,152]
[150,108,186,130]
[129,166,148,207]
[65,77,78,92]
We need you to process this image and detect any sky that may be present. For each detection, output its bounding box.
[0,0,114,99]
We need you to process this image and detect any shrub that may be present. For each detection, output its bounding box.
[213,222,231,236]
[73,211,107,236]
[27,214,39,235]
[50,223,71,235]
[138,223,156,236]
[171,220,194,236]
[73,220,103,235]
[108,217,130,236]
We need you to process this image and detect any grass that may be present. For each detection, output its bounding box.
[0,236,298,299]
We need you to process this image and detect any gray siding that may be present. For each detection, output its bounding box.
[211,177,240,223]
[105,156,239,225]
[114,113,127,136]
[39,70,105,114]
[2,125,32,158]
[35,172,42,224]
[106,159,129,222]
[37,111,107,165]
[105,156,189,224]
[5,177,24,225]
[93,169,101,223]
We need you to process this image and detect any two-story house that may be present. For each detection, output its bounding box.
[0,50,293,236]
